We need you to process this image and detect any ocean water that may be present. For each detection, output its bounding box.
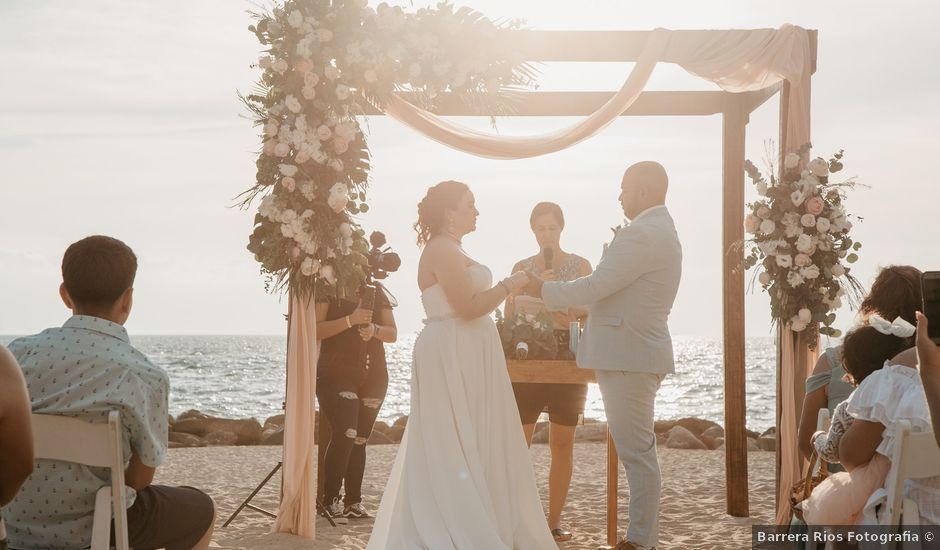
[3,333,780,431]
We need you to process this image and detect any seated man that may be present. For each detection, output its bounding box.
[3,236,214,550]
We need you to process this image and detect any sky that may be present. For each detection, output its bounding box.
[1,0,938,339]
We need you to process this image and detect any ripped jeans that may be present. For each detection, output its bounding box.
[317,367,388,506]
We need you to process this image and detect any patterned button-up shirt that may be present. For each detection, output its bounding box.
[2,316,169,550]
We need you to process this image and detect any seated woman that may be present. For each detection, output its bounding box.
[505,201,592,542]
[798,265,922,461]
[316,284,397,522]
[822,329,939,526]
[802,323,913,525]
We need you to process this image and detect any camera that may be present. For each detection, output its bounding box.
[366,231,401,283]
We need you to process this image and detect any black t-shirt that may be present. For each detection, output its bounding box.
[317,288,391,384]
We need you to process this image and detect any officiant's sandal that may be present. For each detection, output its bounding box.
[551,527,573,542]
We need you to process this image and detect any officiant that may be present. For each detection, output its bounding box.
[505,201,593,542]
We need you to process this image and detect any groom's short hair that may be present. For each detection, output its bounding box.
[62,236,137,310]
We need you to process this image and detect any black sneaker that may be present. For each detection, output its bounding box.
[343,502,370,519]
[321,497,348,524]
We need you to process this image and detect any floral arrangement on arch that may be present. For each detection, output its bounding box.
[741,145,864,345]
[241,0,537,299]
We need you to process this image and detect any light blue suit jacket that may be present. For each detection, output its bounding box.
[542,206,682,374]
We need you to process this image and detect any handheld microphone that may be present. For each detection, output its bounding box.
[544,247,554,270]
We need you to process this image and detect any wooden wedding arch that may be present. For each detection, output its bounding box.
[356,27,819,527]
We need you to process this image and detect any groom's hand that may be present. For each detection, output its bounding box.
[524,272,544,298]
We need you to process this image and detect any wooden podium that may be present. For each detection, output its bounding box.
[507,360,620,547]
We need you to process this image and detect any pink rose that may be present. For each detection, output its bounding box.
[333,138,349,155]
[805,196,824,216]
[280,177,296,192]
[294,59,314,74]
[795,253,812,267]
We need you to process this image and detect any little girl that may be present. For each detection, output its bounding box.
[802,322,913,525]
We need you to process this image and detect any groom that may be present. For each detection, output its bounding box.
[525,161,681,550]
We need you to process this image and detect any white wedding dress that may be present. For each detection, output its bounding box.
[367,264,557,549]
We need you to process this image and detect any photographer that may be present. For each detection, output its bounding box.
[315,234,398,521]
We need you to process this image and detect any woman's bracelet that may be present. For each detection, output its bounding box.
[497,280,511,295]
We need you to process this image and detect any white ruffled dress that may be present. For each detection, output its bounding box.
[846,363,939,526]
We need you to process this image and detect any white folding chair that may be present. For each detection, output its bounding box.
[883,419,940,550]
[31,411,129,550]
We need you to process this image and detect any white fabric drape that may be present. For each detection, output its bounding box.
[384,25,812,163]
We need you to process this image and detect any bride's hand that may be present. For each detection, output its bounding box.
[503,271,530,293]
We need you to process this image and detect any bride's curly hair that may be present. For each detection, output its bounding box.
[414,180,469,246]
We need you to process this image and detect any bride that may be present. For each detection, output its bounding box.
[366,180,558,549]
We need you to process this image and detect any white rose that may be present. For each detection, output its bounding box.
[281,223,296,238]
[830,264,845,277]
[312,149,328,164]
[263,121,279,137]
[279,208,297,223]
[800,213,816,228]
[776,255,793,268]
[785,224,803,239]
[798,308,812,323]
[787,270,805,288]
[791,318,808,332]
[795,234,813,254]
[258,195,276,219]
[801,265,820,280]
[295,150,310,164]
[759,219,776,235]
[273,58,289,74]
[790,190,806,208]
[279,164,298,177]
[288,9,303,28]
[339,222,353,238]
[795,253,812,267]
[285,95,302,113]
[324,65,340,81]
[300,257,320,277]
[317,125,332,141]
[815,217,831,233]
[759,271,772,286]
[744,214,760,234]
[301,209,313,219]
[304,72,320,87]
[274,142,290,157]
[302,86,316,100]
[784,152,801,169]
[808,158,829,178]
[364,69,378,83]
[280,176,296,192]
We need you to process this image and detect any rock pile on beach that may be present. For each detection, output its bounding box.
[168,409,775,451]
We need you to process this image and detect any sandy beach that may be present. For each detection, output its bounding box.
[155,443,775,550]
